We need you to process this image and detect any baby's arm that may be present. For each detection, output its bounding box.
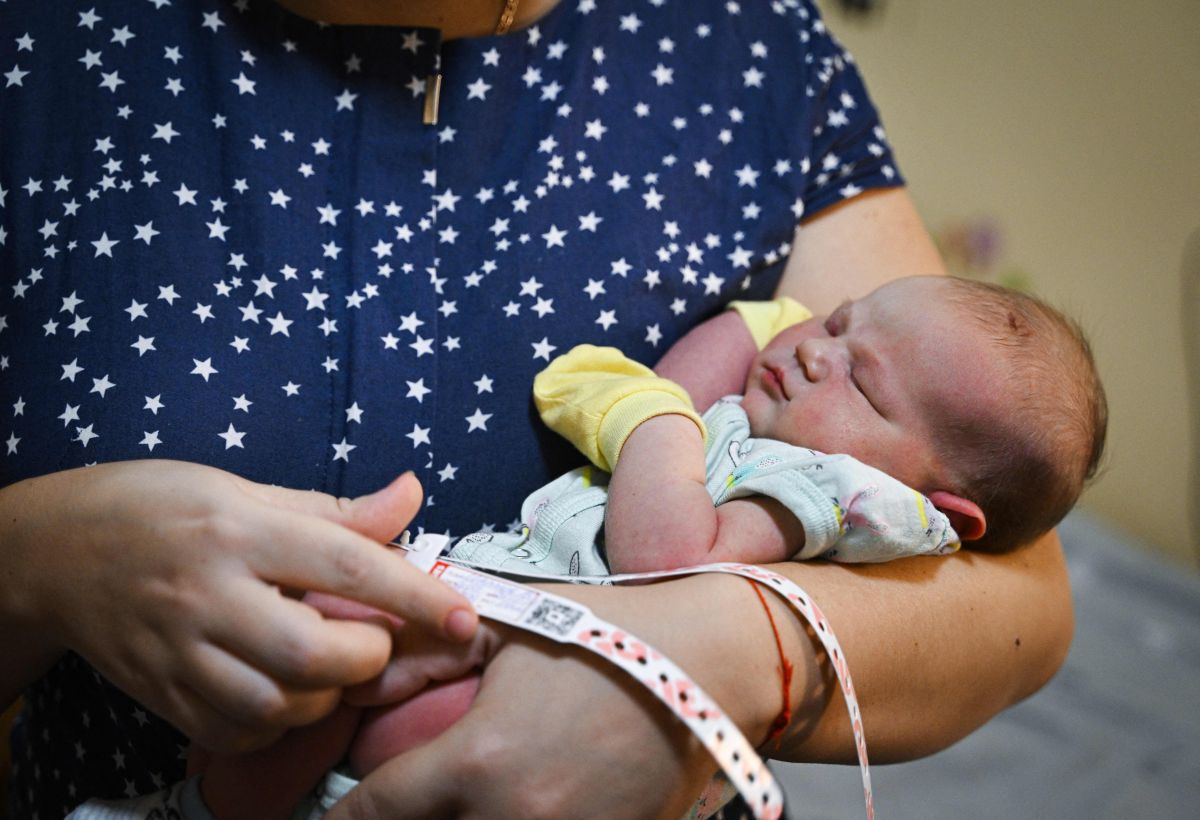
[605,414,803,573]
[605,311,764,572]
[538,301,813,574]
[605,299,819,571]
[656,297,813,409]
[535,344,802,573]
[652,310,759,411]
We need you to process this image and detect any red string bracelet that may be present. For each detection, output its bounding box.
[746,578,794,748]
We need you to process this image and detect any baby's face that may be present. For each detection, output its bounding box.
[741,276,1008,492]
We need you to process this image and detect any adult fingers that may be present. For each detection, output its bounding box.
[208,579,393,689]
[184,641,343,735]
[163,678,288,755]
[245,507,478,642]
[238,471,423,545]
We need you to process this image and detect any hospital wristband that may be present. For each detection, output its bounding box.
[404,536,875,820]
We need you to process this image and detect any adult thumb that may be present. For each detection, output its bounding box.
[336,471,425,543]
[240,471,424,544]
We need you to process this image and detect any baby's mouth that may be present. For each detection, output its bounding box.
[765,365,789,399]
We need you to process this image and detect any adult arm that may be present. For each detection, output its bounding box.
[0,460,477,752]
[328,536,1070,818]
[776,186,949,313]
[768,536,1072,762]
[326,188,1073,818]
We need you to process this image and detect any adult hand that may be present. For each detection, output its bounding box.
[2,459,477,753]
[330,634,713,820]
[326,576,780,820]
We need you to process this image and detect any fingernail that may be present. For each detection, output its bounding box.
[444,607,478,642]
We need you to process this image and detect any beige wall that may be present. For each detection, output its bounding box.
[824,0,1200,567]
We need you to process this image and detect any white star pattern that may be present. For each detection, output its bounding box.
[465,407,492,432]
[532,337,557,360]
[232,71,255,95]
[266,312,293,336]
[59,359,82,382]
[218,423,245,449]
[91,233,119,257]
[406,378,431,402]
[133,222,160,244]
[331,438,356,461]
[190,358,218,381]
[406,423,431,448]
[90,374,115,397]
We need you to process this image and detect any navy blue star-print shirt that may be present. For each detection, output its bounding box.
[2,0,902,813]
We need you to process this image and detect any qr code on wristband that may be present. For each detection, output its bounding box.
[525,599,583,636]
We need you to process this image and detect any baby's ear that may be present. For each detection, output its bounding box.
[928,491,987,541]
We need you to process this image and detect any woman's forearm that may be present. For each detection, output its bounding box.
[558,528,1071,765]
[325,527,1073,818]
[769,529,1072,762]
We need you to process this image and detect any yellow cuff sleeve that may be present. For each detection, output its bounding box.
[534,345,707,472]
[727,296,813,350]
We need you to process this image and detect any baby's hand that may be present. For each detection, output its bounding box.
[341,615,495,707]
[334,611,492,776]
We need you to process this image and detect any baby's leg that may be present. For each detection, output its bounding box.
[188,702,361,820]
[347,673,481,777]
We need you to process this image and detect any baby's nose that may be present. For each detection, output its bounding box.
[796,338,846,382]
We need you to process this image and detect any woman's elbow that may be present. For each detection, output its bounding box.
[1004,529,1076,706]
[1021,553,1075,701]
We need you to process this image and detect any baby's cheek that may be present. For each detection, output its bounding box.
[347,674,481,777]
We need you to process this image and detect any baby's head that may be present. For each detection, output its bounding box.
[740,275,1107,551]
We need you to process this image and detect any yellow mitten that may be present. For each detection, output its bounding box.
[534,345,706,472]
[727,296,813,350]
